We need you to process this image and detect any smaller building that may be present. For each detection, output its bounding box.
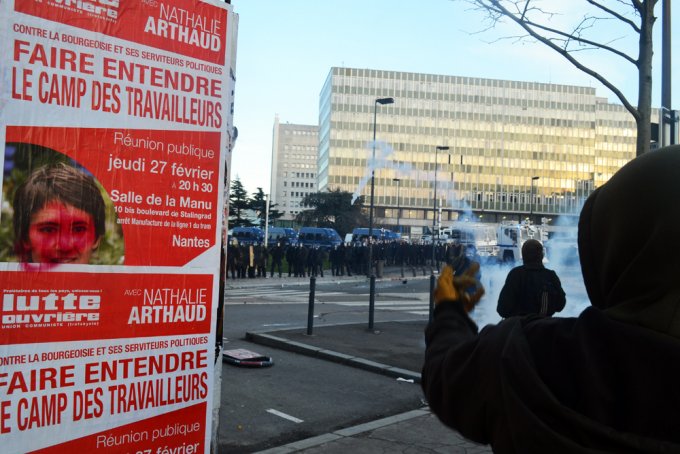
[270,115,319,222]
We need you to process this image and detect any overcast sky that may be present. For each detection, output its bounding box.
[229,0,679,195]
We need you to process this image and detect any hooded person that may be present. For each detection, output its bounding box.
[496,238,566,318]
[422,146,680,453]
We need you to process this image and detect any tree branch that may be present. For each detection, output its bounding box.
[483,0,639,120]
[521,17,637,64]
[586,0,640,32]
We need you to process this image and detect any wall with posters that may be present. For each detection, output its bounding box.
[0,0,235,452]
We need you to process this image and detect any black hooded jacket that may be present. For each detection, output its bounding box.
[422,146,680,453]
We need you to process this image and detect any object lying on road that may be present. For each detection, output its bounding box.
[223,349,274,368]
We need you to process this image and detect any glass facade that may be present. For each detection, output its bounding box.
[318,67,640,229]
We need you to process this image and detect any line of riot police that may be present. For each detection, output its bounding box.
[226,238,475,280]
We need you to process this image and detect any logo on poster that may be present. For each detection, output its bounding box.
[46,0,120,20]
[2,292,100,327]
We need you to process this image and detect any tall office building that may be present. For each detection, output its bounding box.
[318,67,640,233]
[270,114,319,222]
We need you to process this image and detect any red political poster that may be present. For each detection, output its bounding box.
[0,0,236,452]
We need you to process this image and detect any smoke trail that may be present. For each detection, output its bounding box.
[466,258,590,328]
[350,140,469,211]
[351,140,416,204]
[465,218,590,329]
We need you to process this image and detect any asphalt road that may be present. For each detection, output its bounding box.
[219,277,431,453]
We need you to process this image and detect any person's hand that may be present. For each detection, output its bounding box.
[434,263,485,313]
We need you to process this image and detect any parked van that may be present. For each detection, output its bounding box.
[351,227,401,243]
[267,227,298,247]
[298,227,342,250]
[351,227,381,243]
[231,226,265,245]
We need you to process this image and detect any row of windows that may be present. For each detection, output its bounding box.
[348,193,593,213]
[330,122,602,141]
[283,152,316,159]
[328,174,606,193]
[377,197,585,221]
[334,86,597,113]
[330,102,604,124]
[284,181,314,188]
[280,191,310,199]
[333,67,595,96]
[283,162,316,169]
[326,141,602,161]
[281,171,316,178]
[283,145,317,152]
[283,129,317,136]
[330,146,611,165]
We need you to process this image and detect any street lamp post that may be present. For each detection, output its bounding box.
[368,96,394,330]
[530,176,539,221]
[392,178,401,233]
[264,194,270,245]
[431,146,449,265]
[429,145,449,322]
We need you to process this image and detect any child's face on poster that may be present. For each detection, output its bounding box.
[25,201,101,264]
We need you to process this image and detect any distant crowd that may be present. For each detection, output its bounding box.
[226,240,477,279]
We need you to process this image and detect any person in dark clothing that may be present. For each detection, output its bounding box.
[342,243,353,276]
[422,146,680,453]
[330,244,343,276]
[269,242,284,278]
[314,246,327,277]
[307,246,317,276]
[496,239,566,318]
[254,243,267,277]
[295,245,308,277]
[227,240,239,279]
[236,244,248,278]
[285,244,296,277]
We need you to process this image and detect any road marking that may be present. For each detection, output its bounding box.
[266,408,304,423]
[327,301,427,307]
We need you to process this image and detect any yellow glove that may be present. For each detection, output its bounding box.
[434,263,485,313]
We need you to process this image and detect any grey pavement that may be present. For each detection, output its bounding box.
[238,264,493,453]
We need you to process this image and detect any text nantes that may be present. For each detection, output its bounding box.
[127,288,207,324]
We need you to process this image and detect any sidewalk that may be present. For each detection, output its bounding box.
[255,408,491,454]
[246,320,425,383]
[242,265,493,453]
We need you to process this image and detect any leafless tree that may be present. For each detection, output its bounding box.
[458,0,658,156]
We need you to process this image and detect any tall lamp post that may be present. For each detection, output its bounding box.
[428,145,449,322]
[529,176,539,221]
[431,146,449,264]
[392,178,401,233]
[368,96,394,330]
[263,193,270,244]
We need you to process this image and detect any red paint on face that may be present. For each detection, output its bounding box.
[25,201,100,264]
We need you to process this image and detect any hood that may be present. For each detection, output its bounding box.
[521,238,543,265]
[578,145,680,337]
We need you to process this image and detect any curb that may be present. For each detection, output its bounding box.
[226,269,433,290]
[253,407,431,453]
[244,330,421,384]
